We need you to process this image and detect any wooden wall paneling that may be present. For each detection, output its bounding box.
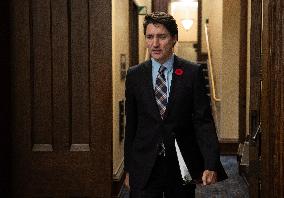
[249,0,262,197]
[51,0,69,151]
[11,0,113,196]
[31,0,53,151]
[261,0,284,196]
[151,0,170,12]
[70,0,90,150]
[30,0,61,195]
[129,0,139,66]
[10,0,32,196]
[272,1,284,195]
[238,0,248,143]
[29,1,56,195]
[274,1,284,195]
[0,0,11,196]
[273,3,284,192]
[260,0,274,196]
[89,0,113,196]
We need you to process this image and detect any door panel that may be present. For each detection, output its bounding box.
[52,0,70,152]
[261,0,284,196]
[32,0,53,150]
[0,0,11,196]
[10,0,112,197]
[248,0,262,197]
[70,0,90,147]
[129,0,138,66]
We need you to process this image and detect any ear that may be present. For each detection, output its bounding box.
[173,34,178,42]
[172,35,178,46]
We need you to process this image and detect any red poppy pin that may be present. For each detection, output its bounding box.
[175,68,184,76]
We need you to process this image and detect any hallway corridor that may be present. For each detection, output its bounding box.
[120,156,249,197]
[1,0,283,196]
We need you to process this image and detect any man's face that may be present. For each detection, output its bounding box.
[145,23,177,64]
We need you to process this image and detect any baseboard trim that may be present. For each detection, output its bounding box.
[112,160,125,198]
[112,172,126,198]
[113,160,124,181]
[219,138,239,155]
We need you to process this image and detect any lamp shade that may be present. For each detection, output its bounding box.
[181,19,194,31]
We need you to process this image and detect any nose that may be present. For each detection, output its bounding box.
[153,37,159,47]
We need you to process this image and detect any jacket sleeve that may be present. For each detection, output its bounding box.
[192,65,220,171]
[124,69,137,172]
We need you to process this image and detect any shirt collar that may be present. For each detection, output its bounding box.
[151,54,174,72]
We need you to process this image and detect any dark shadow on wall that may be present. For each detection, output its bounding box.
[0,0,11,197]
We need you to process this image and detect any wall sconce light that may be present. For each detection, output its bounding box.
[181,19,194,31]
[138,6,147,15]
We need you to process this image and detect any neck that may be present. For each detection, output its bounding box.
[154,53,174,64]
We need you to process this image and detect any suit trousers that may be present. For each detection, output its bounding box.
[130,155,196,198]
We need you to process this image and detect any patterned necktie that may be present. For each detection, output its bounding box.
[155,65,167,119]
[155,65,167,156]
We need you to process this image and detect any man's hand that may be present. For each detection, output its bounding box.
[124,172,130,190]
[202,170,217,185]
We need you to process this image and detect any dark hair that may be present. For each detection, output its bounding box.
[143,12,178,38]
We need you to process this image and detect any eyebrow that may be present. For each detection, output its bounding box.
[146,33,168,36]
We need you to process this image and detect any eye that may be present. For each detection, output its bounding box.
[146,35,153,39]
[159,34,167,39]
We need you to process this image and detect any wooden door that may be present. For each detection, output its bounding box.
[10,0,112,197]
[129,0,139,66]
[248,0,262,197]
[152,0,170,12]
[261,0,284,196]
[0,0,11,196]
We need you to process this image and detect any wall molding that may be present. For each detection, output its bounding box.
[113,159,124,181]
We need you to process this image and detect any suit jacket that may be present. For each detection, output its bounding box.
[124,55,227,190]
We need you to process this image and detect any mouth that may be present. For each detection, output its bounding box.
[151,49,161,54]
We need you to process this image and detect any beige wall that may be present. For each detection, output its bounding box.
[175,41,197,61]
[202,0,223,134]
[221,0,240,140]
[112,0,152,178]
[112,0,129,178]
[202,0,240,140]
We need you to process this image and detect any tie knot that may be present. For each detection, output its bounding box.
[158,65,166,74]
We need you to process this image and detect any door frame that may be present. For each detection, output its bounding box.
[261,0,284,196]
[0,0,11,196]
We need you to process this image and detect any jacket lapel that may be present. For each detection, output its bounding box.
[164,55,183,119]
[143,60,162,121]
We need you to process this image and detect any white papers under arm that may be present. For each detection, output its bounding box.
[175,139,192,182]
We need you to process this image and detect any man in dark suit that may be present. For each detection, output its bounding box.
[124,12,227,198]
